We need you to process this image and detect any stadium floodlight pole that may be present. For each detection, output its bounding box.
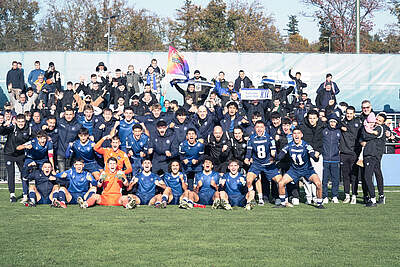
[101,14,120,52]
[356,0,360,54]
[322,36,332,53]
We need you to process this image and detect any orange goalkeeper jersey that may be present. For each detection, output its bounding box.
[99,169,125,206]
[94,138,132,175]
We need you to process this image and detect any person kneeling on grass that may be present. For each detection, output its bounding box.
[25,162,59,207]
[126,159,163,207]
[158,160,188,208]
[190,158,221,209]
[80,157,135,209]
[218,160,255,210]
[275,127,325,209]
[52,159,98,209]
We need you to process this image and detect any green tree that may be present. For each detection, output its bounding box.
[285,15,299,36]
[0,0,39,51]
[228,0,284,52]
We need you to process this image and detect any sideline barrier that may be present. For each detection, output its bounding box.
[380,154,400,186]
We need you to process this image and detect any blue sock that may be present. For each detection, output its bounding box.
[52,191,59,200]
[86,191,94,200]
[161,195,168,202]
[188,200,193,204]
[28,191,36,203]
[58,191,66,202]
[155,201,161,205]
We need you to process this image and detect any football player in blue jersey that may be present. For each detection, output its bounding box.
[111,106,136,151]
[127,159,163,206]
[244,120,282,205]
[275,128,325,209]
[219,160,255,210]
[158,160,187,208]
[125,124,149,176]
[179,128,205,189]
[66,127,102,180]
[24,162,59,207]
[19,130,55,203]
[76,104,98,137]
[52,159,98,208]
[192,158,221,208]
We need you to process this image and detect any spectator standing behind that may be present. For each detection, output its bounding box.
[28,61,46,87]
[317,73,340,95]
[300,110,324,204]
[8,90,37,115]
[6,61,25,92]
[142,66,165,100]
[316,83,336,110]
[126,65,143,96]
[44,62,61,90]
[234,70,253,91]
[321,115,341,204]
[145,58,162,74]
[289,69,307,97]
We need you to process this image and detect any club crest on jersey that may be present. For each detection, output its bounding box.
[166,140,170,144]
[117,156,121,160]
[72,127,76,131]
[355,123,359,127]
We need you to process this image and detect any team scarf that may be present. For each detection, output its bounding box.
[261,78,296,90]
[170,79,214,88]
[146,73,157,92]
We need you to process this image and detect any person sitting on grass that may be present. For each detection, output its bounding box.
[158,160,188,208]
[52,159,97,209]
[126,159,163,208]
[24,162,59,207]
[80,157,135,209]
[19,130,55,203]
[218,160,255,210]
[191,157,221,209]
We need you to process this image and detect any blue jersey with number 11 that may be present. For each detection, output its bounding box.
[281,140,314,171]
[245,132,276,165]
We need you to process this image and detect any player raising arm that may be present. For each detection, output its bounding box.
[275,127,325,209]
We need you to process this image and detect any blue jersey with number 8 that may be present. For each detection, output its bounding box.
[245,132,276,166]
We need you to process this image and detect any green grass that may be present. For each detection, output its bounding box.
[1,185,400,267]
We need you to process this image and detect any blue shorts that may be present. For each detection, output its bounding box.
[198,191,214,205]
[69,192,86,204]
[84,162,102,173]
[229,194,246,207]
[286,167,316,183]
[170,194,181,205]
[37,193,51,205]
[248,163,281,181]
[137,193,154,205]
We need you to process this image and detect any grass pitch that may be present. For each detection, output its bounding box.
[0,185,399,267]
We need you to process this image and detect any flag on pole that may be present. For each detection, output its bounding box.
[167,46,190,79]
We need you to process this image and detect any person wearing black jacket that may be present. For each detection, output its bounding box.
[289,69,307,96]
[374,113,389,204]
[6,61,25,91]
[204,126,231,174]
[360,120,384,207]
[340,106,362,204]
[0,114,32,202]
[229,126,248,171]
[234,70,253,91]
[300,110,325,204]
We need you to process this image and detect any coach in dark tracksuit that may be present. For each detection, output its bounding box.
[340,106,362,201]
[360,124,384,207]
[0,115,32,201]
[149,122,178,175]
[56,109,82,172]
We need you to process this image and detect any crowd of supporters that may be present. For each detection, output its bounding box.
[1,58,399,209]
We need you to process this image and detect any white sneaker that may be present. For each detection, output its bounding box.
[20,195,28,204]
[312,197,318,204]
[343,196,351,204]
[323,197,329,204]
[292,198,299,205]
[332,197,339,203]
[258,198,265,206]
[350,195,357,205]
[306,198,313,205]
